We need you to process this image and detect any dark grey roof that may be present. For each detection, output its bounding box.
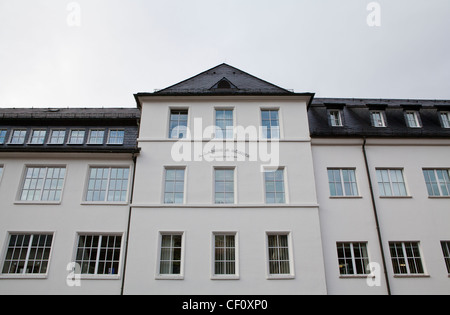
[0,108,140,153]
[136,64,308,97]
[309,98,450,138]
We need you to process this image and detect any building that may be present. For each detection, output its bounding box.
[0,64,449,295]
[0,108,140,294]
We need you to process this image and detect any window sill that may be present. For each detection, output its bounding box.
[266,274,295,280]
[393,274,430,278]
[81,202,129,206]
[330,196,363,199]
[79,275,120,280]
[428,196,450,199]
[339,275,371,279]
[379,196,413,199]
[0,274,48,279]
[14,201,61,205]
[211,275,240,280]
[155,275,184,280]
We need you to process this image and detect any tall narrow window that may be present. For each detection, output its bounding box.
[158,233,183,277]
[86,167,130,202]
[328,168,359,197]
[265,169,285,204]
[441,241,450,274]
[370,111,386,127]
[213,233,237,277]
[169,110,188,139]
[328,110,343,127]
[68,129,86,144]
[0,166,3,181]
[75,234,122,275]
[0,129,7,144]
[261,110,280,139]
[88,129,105,145]
[20,167,66,202]
[376,169,408,197]
[423,169,450,197]
[30,129,46,145]
[215,168,234,204]
[215,109,233,139]
[337,242,370,275]
[10,129,27,144]
[1,233,53,275]
[164,168,185,204]
[440,112,450,128]
[107,129,125,145]
[48,129,66,145]
[267,233,292,277]
[405,111,421,128]
[389,242,424,275]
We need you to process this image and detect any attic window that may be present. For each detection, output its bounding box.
[217,80,231,89]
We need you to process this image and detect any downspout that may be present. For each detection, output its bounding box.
[362,137,391,295]
[121,152,138,295]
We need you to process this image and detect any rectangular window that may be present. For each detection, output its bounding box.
[441,241,450,274]
[68,129,86,144]
[169,110,188,139]
[215,168,235,204]
[107,129,125,145]
[1,233,53,275]
[48,129,66,144]
[215,109,234,139]
[337,242,370,275]
[371,111,386,127]
[213,233,237,277]
[164,168,185,204]
[328,110,343,127]
[261,110,280,139]
[265,169,285,204]
[88,129,105,145]
[30,129,46,145]
[267,233,292,277]
[389,242,424,275]
[405,111,421,128]
[328,168,359,197]
[376,169,408,197]
[423,169,450,197]
[20,167,66,202]
[10,129,27,144]
[75,234,122,275]
[158,233,183,277]
[86,167,130,202]
[0,166,3,181]
[440,112,450,128]
[0,129,7,144]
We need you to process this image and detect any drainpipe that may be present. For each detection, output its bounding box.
[121,152,138,295]
[362,137,391,295]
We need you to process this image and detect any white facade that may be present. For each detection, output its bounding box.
[123,95,328,295]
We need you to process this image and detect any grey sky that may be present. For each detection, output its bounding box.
[0,0,449,108]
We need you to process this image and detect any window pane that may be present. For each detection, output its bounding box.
[164,169,184,204]
[261,110,280,139]
[268,234,290,275]
[169,110,188,139]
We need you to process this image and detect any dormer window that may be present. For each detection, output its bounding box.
[440,112,450,128]
[370,111,387,127]
[405,111,422,128]
[328,110,343,127]
[217,80,231,89]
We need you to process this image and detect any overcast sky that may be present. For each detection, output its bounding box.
[1,0,449,108]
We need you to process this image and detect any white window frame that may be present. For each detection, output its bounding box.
[327,168,359,197]
[48,129,66,145]
[214,167,236,205]
[0,232,54,279]
[376,168,409,197]
[405,111,422,128]
[163,167,186,205]
[265,232,295,279]
[68,129,86,145]
[84,166,131,204]
[440,112,450,128]
[168,109,189,139]
[87,129,105,145]
[73,233,123,279]
[156,232,185,280]
[107,129,125,145]
[441,241,450,274]
[211,232,239,280]
[17,166,67,204]
[389,241,426,276]
[214,108,234,139]
[0,165,4,185]
[336,242,370,276]
[328,110,343,127]
[370,111,387,127]
[263,167,287,204]
[423,169,450,197]
[261,108,281,139]
[29,129,47,145]
[9,129,27,144]
[0,129,7,144]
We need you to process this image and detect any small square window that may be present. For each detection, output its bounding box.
[68,130,86,145]
[337,242,370,275]
[88,129,105,145]
[440,112,450,128]
[405,111,422,128]
[370,111,386,127]
[10,129,27,144]
[30,129,47,145]
[389,242,425,275]
[48,130,66,145]
[107,130,125,145]
[328,110,343,127]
